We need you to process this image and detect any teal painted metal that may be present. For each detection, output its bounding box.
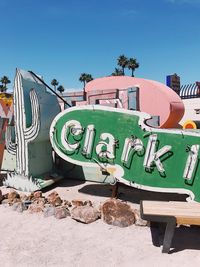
[4,69,61,191]
[50,105,200,202]
[128,87,139,110]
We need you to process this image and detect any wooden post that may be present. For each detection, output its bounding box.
[111,182,119,198]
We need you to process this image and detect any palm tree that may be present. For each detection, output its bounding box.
[0,76,11,91]
[79,73,87,88]
[85,74,93,83]
[128,58,139,77]
[57,85,65,94]
[79,73,93,101]
[51,79,59,91]
[117,55,128,75]
[111,68,124,76]
[79,73,93,88]
[0,85,5,92]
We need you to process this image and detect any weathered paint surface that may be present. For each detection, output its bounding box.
[0,94,13,169]
[50,105,200,202]
[3,69,61,191]
[85,76,184,128]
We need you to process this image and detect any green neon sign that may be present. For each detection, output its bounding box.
[50,105,200,202]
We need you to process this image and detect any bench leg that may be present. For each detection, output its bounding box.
[162,220,176,253]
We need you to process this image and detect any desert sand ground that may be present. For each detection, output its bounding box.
[0,178,200,267]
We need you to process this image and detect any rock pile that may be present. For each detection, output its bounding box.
[0,189,148,226]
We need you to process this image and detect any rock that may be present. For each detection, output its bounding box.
[54,207,69,219]
[11,198,21,205]
[34,191,43,199]
[20,193,28,202]
[11,202,18,211]
[33,197,46,206]
[72,199,93,207]
[84,200,93,207]
[47,191,62,206]
[71,206,100,224]
[1,199,9,206]
[43,206,56,217]
[134,209,149,227]
[27,192,35,201]
[0,190,3,203]
[17,203,27,213]
[54,196,62,206]
[3,193,8,199]
[23,200,33,208]
[71,199,85,207]
[101,199,135,227]
[62,200,72,207]
[8,190,20,204]
[12,202,27,213]
[28,201,45,213]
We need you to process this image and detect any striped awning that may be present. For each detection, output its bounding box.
[180,82,200,99]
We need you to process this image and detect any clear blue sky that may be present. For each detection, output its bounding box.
[1,0,200,91]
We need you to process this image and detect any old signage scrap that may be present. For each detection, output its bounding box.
[50,105,200,202]
[3,69,61,191]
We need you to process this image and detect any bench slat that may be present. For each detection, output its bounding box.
[142,201,200,225]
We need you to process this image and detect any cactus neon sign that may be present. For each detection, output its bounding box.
[50,105,200,202]
[4,69,60,191]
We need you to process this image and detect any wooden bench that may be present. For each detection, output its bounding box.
[140,200,200,253]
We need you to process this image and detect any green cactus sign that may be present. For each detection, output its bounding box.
[50,105,200,202]
[4,69,61,191]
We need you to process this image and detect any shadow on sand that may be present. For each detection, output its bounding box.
[151,223,200,253]
[42,177,86,193]
[78,182,188,204]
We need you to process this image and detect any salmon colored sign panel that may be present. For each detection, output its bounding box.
[85,76,184,128]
